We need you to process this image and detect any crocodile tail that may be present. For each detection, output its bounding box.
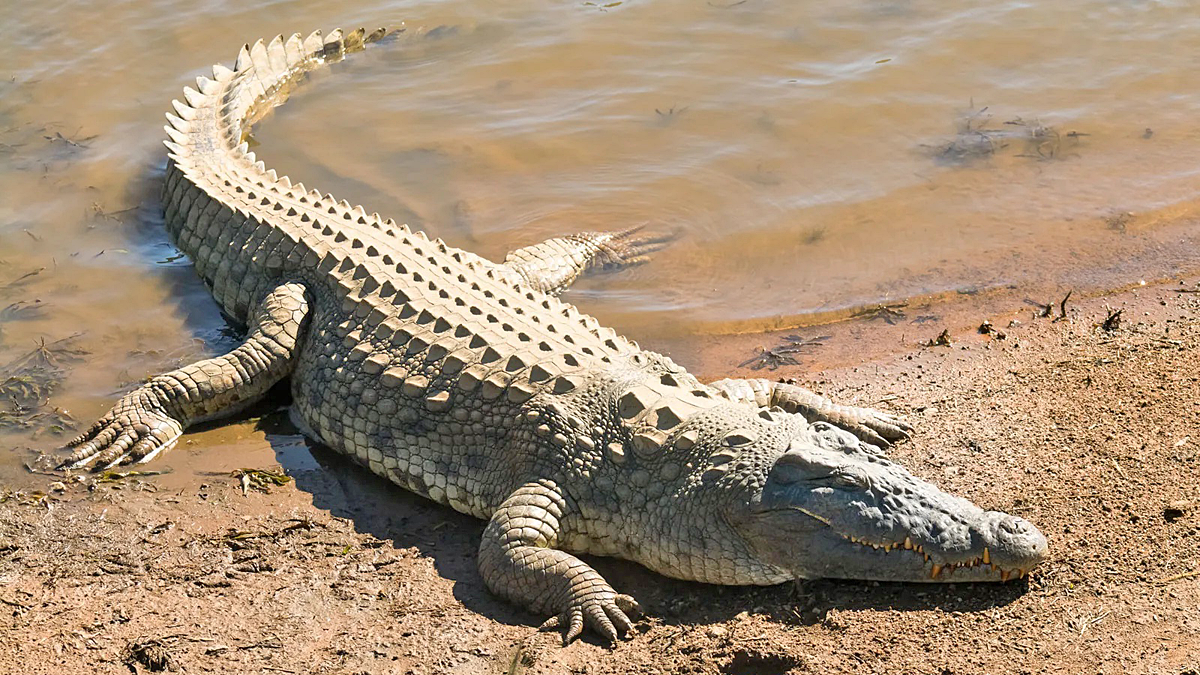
[161,28,387,232]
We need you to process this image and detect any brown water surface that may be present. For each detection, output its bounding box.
[5,1,1200,479]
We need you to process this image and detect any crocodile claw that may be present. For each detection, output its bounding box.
[592,224,678,270]
[59,388,183,470]
[839,406,912,449]
[539,593,641,646]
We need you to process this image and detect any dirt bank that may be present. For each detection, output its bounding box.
[2,279,1199,675]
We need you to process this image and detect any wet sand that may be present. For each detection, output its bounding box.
[3,276,1198,674]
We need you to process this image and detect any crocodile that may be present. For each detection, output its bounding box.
[62,27,1048,644]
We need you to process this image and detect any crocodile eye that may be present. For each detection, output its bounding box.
[771,451,836,485]
[771,452,869,489]
[828,468,869,490]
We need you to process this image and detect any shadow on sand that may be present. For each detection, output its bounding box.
[251,408,1031,646]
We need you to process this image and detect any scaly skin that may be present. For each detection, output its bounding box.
[62,27,1047,645]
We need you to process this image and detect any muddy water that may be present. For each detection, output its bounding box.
[4,1,1200,481]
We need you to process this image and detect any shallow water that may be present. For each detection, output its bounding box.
[4,0,1200,475]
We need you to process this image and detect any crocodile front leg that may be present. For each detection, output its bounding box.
[61,282,310,469]
[708,377,911,448]
[478,480,640,645]
[502,226,674,296]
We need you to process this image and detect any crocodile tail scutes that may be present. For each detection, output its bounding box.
[162,28,388,192]
[158,28,388,320]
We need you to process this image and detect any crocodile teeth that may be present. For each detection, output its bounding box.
[903,537,914,550]
[1000,570,1011,582]
[982,548,990,565]
[930,564,943,579]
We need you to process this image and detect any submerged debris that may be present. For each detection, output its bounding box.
[34,127,99,166]
[853,302,908,325]
[233,467,293,495]
[43,130,97,150]
[89,202,138,224]
[739,334,830,371]
[582,0,625,10]
[1007,116,1087,161]
[927,103,1086,165]
[0,299,45,325]
[1105,211,1136,233]
[94,469,170,484]
[929,104,1006,164]
[654,103,689,126]
[0,266,46,293]
[0,335,86,436]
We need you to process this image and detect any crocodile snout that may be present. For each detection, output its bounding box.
[975,511,1048,572]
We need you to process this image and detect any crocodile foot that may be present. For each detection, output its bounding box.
[709,377,913,450]
[825,404,913,449]
[538,592,641,646]
[59,387,183,470]
[590,224,678,270]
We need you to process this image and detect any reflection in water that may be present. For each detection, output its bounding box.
[4,0,1200,477]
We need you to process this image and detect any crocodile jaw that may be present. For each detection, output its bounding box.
[736,431,1047,583]
[759,509,1048,583]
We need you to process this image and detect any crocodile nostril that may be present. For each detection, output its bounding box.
[982,513,1048,563]
[1000,516,1039,537]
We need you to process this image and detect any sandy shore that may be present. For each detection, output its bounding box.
[2,277,1199,675]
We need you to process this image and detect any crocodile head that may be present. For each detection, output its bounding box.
[731,422,1047,583]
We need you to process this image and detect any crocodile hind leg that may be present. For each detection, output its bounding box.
[478,480,640,645]
[60,282,310,470]
[501,225,674,296]
[708,377,911,449]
